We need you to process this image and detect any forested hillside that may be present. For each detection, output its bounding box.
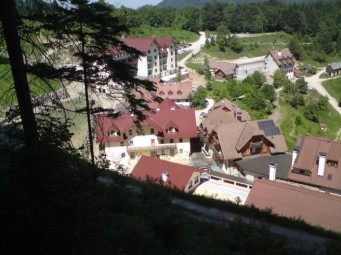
[157,0,324,8]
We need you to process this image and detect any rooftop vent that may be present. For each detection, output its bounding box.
[161,171,169,182]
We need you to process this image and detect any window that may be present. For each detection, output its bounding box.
[161,139,164,144]
[148,50,150,54]
[120,142,124,146]
[179,138,183,143]
[180,149,183,154]
[121,152,125,158]
[129,130,133,135]
[150,128,154,134]
[154,56,157,59]
[194,176,199,184]
[171,58,173,61]
[161,149,165,155]
[170,139,174,143]
[108,129,117,137]
[130,152,135,159]
[155,69,157,72]
[170,149,175,156]
[129,140,134,145]
[327,174,333,181]
[188,180,193,189]
[154,49,156,52]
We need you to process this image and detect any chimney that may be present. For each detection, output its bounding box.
[161,171,169,182]
[291,149,298,168]
[236,111,242,121]
[156,106,160,111]
[269,163,277,181]
[317,153,326,176]
[277,51,282,59]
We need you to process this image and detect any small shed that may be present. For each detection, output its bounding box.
[326,62,341,76]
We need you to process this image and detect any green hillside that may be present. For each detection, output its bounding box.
[157,0,324,8]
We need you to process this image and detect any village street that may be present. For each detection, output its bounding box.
[305,69,341,115]
[171,197,327,252]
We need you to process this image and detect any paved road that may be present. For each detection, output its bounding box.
[178,31,206,68]
[194,98,214,126]
[172,198,327,252]
[305,69,341,115]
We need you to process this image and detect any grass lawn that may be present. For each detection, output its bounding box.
[323,77,341,103]
[203,32,292,60]
[279,96,341,150]
[0,63,61,111]
[128,25,199,45]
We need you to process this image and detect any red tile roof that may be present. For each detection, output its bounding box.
[288,136,341,191]
[95,98,197,143]
[245,179,341,232]
[132,80,192,107]
[131,155,197,191]
[121,38,157,53]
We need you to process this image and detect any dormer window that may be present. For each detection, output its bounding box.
[108,129,118,137]
[168,91,173,95]
[168,126,177,133]
[177,91,182,95]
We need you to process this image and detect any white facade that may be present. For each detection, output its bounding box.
[136,42,177,79]
[235,57,265,80]
[265,54,295,79]
[105,125,191,165]
[265,55,279,77]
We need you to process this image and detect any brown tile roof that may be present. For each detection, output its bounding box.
[131,155,197,191]
[288,136,341,191]
[269,48,295,67]
[95,98,197,144]
[201,98,250,133]
[215,120,287,161]
[245,179,341,232]
[209,61,237,76]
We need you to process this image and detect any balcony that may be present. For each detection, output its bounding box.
[127,143,177,152]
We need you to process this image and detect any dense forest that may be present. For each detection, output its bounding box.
[157,0,325,8]
[119,0,341,60]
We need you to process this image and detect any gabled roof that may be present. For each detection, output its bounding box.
[288,136,341,191]
[327,62,341,71]
[245,179,341,232]
[209,61,237,76]
[200,98,250,133]
[121,38,158,53]
[132,80,192,109]
[155,37,174,48]
[131,155,197,191]
[215,120,287,161]
[268,48,295,67]
[95,98,197,143]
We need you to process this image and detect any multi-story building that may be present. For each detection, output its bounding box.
[198,98,287,173]
[95,98,197,165]
[265,48,296,79]
[288,136,341,195]
[108,37,177,79]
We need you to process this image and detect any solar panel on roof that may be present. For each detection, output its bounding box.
[258,120,281,136]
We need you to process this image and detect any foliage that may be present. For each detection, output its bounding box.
[188,87,207,109]
[273,69,286,88]
[323,78,341,106]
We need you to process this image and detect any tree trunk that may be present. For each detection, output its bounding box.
[0,0,38,145]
